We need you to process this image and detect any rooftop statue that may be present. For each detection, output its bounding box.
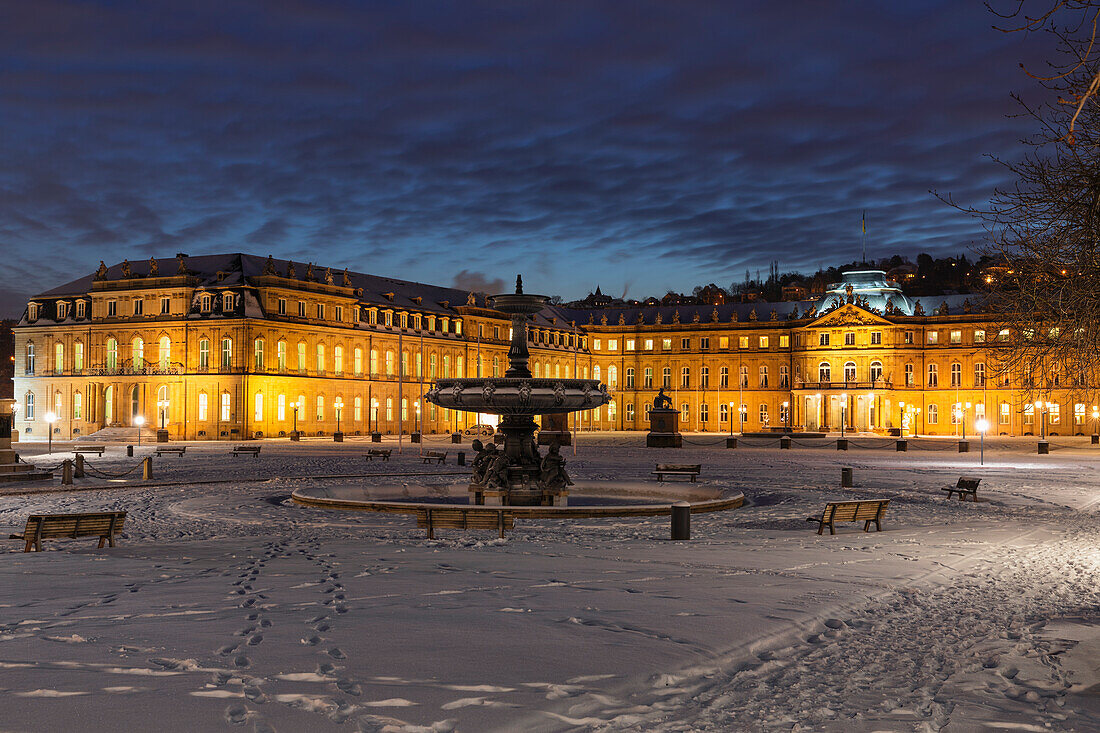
[262,255,276,275]
[177,253,188,274]
[287,261,297,278]
[342,268,352,287]
[148,257,159,276]
[94,261,109,281]
[324,267,334,285]
[467,292,477,306]
[120,260,132,278]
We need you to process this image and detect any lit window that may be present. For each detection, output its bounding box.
[220,338,232,369]
[198,339,209,370]
[593,339,601,351]
[198,393,208,421]
[607,339,618,351]
[779,335,789,348]
[928,331,939,344]
[662,338,672,350]
[759,336,769,349]
[974,329,985,343]
[950,330,962,344]
[719,336,729,349]
[220,392,231,421]
[626,339,635,351]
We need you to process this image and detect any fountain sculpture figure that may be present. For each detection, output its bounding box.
[424,276,610,506]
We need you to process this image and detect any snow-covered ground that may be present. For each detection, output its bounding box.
[1,435,1098,732]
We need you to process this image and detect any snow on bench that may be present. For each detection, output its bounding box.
[942,477,981,501]
[806,499,889,535]
[652,463,701,482]
[9,511,127,552]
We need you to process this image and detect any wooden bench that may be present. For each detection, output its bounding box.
[155,446,186,457]
[421,450,448,465]
[943,477,981,501]
[806,499,889,535]
[72,446,106,456]
[414,507,513,539]
[232,445,261,457]
[365,449,392,461]
[651,463,701,482]
[9,511,127,552]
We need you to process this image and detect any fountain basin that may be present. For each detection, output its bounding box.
[424,377,610,415]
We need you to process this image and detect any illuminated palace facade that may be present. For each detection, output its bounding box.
[11,255,1078,440]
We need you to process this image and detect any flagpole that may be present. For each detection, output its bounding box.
[397,329,403,455]
[862,210,867,264]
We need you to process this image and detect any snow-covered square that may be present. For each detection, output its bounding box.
[1,435,1098,732]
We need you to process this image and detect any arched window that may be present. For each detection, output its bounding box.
[132,338,144,370]
[974,362,986,387]
[200,293,212,312]
[644,367,653,388]
[297,342,306,373]
[222,292,234,312]
[779,365,789,388]
[198,392,208,421]
[927,404,939,424]
[927,363,938,387]
[843,361,856,382]
[662,366,671,388]
[869,360,883,383]
[159,336,171,371]
[593,365,601,381]
[198,339,209,370]
[626,367,635,388]
[25,343,35,374]
[220,338,232,369]
[681,366,690,388]
[253,338,264,371]
[385,350,394,375]
[759,403,769,425]
[316,395,324,421]
[609,365,618,388]
[24,392,35,420]
[277,394,286,421]
[739,365,749,388]
[818,362,831,383]
[354,347,363,375]
[157,385,169,426]
[73,392,83,420]
[277,340,287,370]
[316,344,325,372]
[700,365,709,388]
[370,349,379,375]
[220,392,231,421]
[534,362,541,378]
[950,362,962,387]
[759,365,769,387]
[334,345,344,374]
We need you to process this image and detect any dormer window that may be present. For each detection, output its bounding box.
[200,294,212,312]
[399,313,408,329]
[56,302,67,319]
[27,303,39,321]
[352,307,360,323]
[368,309,377,325]
[75,301,86,319]
[384,311,393,327]
[222,292,233,312]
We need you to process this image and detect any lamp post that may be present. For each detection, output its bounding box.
[157,399,168,430]
[1034,400,1046,439]
[975,417,989,465]
[782,401,790,432]
[334,398,343,441]
[134,415,145,447]
[1092,406,1098,443]
[839,393,847,438]
[728,401,734,438]
[45,411,56,454]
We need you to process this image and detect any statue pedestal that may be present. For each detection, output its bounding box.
[0,401,51,483]
[647,408,682,448]
[538,412,571,446]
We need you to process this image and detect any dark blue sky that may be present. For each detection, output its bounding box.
[0,0,1047,315]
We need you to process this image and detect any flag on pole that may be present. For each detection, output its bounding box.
[862,210,866,234]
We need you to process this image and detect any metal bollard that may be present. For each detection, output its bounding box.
[725,437,737,449]
[841,467,852,487]
[896,439,908,451]
[1092,434,1098,445]
[333,432,344,442]
[457,451,466,466]
[143,456,153,479]
[61,459,73,485]
[958,440,969,453]
[127,444,134,457]
[74,453,85,478]
[371,432,382,443]
[451,432,461,444]
[410,432,421,444]
[671,501,691,540]
[836,438,848,451]
[1038,440,1049,455]
[780,436,791,449]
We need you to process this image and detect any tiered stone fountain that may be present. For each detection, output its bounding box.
[424,277,610,506]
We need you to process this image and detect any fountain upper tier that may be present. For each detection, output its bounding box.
[424,275,610,416]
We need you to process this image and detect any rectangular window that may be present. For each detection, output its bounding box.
[54,343,64,374]
[254,340,264,371]
[199,339,210,370]
[681,338,690,350]
[1049,403,1060,424]
[950,330,962,344]
[107,300,117,317]
[905,363,914,386]
[927,363,938,387]
[298,301,306,317]
[76,301,86,318]
[221,338,232,369]
[220,393,231,421]
[844,332,855,346]
[1000,402,1010,425]
[719,336,729,349]
[133,299,143,316]
[739,336,749,349]
[700,337,710,350]
[316,303,325,320]
[626,339,636,351]
[278,298,286,315]
[298,343,306,373]
[335,306,343,322]
[928,331,938,344]
[74,343,84,373]
[818,333,830,346]
[608,339,618,351]
[198,393,208,421]
[870,332,881,345]
[779,335,789,348]
[904,330,914,344]
[974,329,985,343]
[759,336,769,349]
[593,339,601,351]
[662,338,672,350]
[161,297,170,314]
[254,393,263,422]
[645,339,654,351]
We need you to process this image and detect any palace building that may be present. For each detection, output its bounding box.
[11,254,1077,441]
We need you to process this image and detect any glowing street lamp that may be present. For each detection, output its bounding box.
[782,400,790,431]
[728,401,735,438]
[134,415,145,447]
[1092,406,1099,443]
[975,417,990,465]
[45,411,56,454]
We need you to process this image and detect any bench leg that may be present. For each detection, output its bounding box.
[828,521,836,536]
[875,519,882,531]
[98,536,106,549]
[817,520,825,535]
[24,539,33,553]
[863,520,872,532]
[35,539,42,552]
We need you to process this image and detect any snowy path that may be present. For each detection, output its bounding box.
[0,436,1097,731]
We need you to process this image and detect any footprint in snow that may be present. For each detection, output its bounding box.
[233,655,250,668]
[247,634,263,646]
[327,647,346,659]
[224,704,249,725]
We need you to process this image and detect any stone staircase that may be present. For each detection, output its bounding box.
[0,448,53,483]
[83,426,160,442]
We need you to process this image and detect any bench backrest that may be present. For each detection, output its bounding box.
[956,477,981,490]
[234,446,260,451]
[415,508,513,530]
[369,449,391,455]
[73,446,104,451]
[24,512,127,539]
[824,500,888,522]
[425,451,446,457]
[655,464,701,471]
